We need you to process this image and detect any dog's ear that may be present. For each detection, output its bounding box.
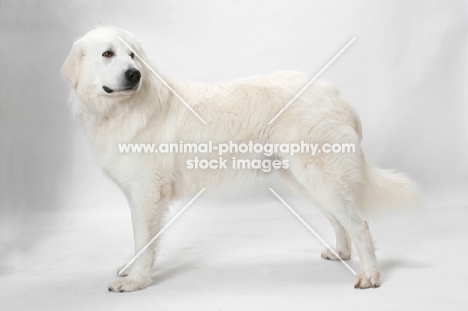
[61,39,85,88]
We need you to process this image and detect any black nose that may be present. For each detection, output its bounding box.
[125,69,141,83]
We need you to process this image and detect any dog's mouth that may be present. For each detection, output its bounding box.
[102,85,138,94]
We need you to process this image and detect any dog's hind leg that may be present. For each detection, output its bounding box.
[320,210,351,261]
[325,193,380,288]
[277,168,351,261]
[287,159,380,288]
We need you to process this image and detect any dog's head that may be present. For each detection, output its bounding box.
[62,27,146,112]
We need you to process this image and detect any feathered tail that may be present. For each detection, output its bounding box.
[356,161,423,217]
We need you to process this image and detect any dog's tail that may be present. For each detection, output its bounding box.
[355,160,422,217]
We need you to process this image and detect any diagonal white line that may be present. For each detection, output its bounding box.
[117,188,206,276]
[118,36,207,125]
[268,37,356,124]
[268,188,357,276]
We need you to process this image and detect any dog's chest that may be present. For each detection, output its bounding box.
[88,116,173,190]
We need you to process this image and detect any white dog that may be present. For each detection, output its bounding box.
[62,27,421,292]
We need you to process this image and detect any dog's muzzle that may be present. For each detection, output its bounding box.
[102,69,141,94]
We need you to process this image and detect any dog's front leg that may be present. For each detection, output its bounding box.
[108,184,169,292]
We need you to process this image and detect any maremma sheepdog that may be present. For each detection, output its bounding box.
[62,27,421,292]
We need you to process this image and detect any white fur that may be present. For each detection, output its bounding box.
[62,27,421,292]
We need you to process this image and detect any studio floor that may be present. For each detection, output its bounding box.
[2,190,467,310]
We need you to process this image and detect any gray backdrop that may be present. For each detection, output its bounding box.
[1,0,467,260]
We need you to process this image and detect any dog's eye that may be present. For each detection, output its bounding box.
[130,52,135,59]
[102,51,114,58]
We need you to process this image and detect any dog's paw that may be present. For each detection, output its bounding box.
[108,276,151,292]
[354,270,380,289]
[321,248,351,261]
[116,264,132,277]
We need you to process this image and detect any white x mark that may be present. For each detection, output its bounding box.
[119,36,207,125]
[269,188,357,275]
[268,37,356,124]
